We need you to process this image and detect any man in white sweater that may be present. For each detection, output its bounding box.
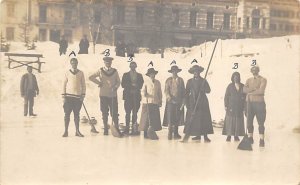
[89,56,123,137]
[62,58,86,137]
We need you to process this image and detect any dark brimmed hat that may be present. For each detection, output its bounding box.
[146,68,158,76]
[168,65,182,73]
[188,65,204,74]
[103,56,113,62]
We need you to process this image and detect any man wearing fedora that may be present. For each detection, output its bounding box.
[243,66,267,147]
[139,68,162,139]
[121,61,144,135]
[181,65,214,143]
[163,65,185,140]
[62,58,86,137]
[89,56,123,137]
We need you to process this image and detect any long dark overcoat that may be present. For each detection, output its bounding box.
[183,77,214,136]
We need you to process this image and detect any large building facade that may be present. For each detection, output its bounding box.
[0,0,299,47]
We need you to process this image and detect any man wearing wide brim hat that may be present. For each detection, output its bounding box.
[188,65,204,74]
[89,56,123,137]
[163,65,185,140]
[139,67,162,140]
[121,61,144,135]
[181,64,214,143]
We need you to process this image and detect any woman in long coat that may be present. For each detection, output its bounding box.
[222,72,246,141]
[181,65,213,143]
[139,68,162,139]
[163,65,185,140]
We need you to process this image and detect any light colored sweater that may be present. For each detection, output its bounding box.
[63,69,86,98]
[243,75,267,102]
[89,67,120,97]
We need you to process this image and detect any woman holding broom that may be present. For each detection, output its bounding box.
[139,68,162,140]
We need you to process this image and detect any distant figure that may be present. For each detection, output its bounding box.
[62,58,86,137]
[121,62,144,135]
[222,72,246,142]
[20,66,39,117]
[59,35,68,56]
[126,42,135,57]
[243,66,267,147]
[115,40,126,57]
[78,35,89,54]
[139,68,163,139]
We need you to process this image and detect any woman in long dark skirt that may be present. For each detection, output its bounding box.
[181,65,214,143]
[139,68,162,139]
[222,72,246,141]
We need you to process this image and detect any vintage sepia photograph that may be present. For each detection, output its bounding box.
[0,0,299,184]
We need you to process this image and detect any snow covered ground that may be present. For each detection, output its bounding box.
[0,35,299,185]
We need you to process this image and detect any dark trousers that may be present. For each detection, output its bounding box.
[247,102,266,134]
[24,95,34,116]
[63,97,82,132]
[124,97,141,128]
[100,96,119,128]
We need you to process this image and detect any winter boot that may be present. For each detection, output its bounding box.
[259,139,265,147]
[204,135,211,143]
[180,134,190,143]
[75,130,84,137]
[173,126,182,139]
[226,136,231,142]
[234,136,240,141]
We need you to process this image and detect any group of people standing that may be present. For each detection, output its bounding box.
[59,35,90,56]
[57,56,267,147]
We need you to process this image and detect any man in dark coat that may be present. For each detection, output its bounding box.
[59,35,68,56]
[243,66,267,147]
[78,35,89,54]
[20,66,39,117]
[115,40,126,57]
[181,65,213,143]
[121,61,144,135]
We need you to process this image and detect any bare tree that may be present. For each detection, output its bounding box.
[19,17,32,47]
[88,0,102,54]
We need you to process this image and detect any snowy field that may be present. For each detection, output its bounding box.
[0,35,299,185]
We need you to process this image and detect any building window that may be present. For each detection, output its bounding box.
[7,3,15,17]
[190,11,197,28]
[64,30,72,42]
[223,13,230,30]
[252,9,260,29]
[39,5,47,23]
[262,18,266,29]
[39,29,47,41]
[238,17,241,28]
[6,27,14,41]
[136,6,144,25]
[206,12,214,29]
[115,5,125,24]
[172,9,180,27]
[270,24,276,31]
[64,10,72,24]
[246,17,250,29]
[94,10,101,24]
